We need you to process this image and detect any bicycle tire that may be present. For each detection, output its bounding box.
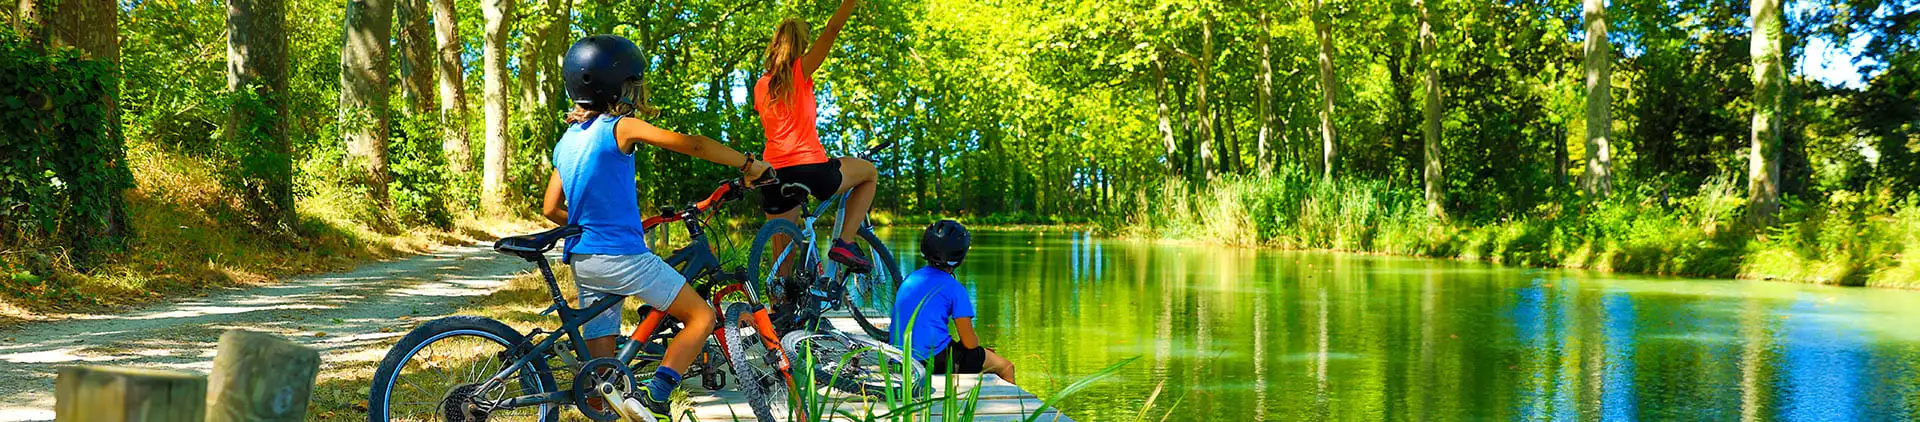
[782,330,928,400]
[369,316,559,422]
[844,227,904,343]
[747,219,809,309]
[721,302,797,422]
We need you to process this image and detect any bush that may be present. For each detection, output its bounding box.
[0,29,135,271]
[1109,169,1920,286]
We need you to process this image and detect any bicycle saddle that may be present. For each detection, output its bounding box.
[492,225,585,261]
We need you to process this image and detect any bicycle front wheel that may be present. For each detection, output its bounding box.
[842,227,904,343]
[368,316,558,422]
[783,330,928,400]
[721,302,802,422]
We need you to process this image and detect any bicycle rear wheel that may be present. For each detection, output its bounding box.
[783,330,928,400]
[840,228,903,343]
[369,316,558,422]
[721,302,801,422]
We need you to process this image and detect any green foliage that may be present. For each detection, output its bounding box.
[391,114,455,227]
[0,28,134,271]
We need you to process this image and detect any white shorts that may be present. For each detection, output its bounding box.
[569,253,687,338]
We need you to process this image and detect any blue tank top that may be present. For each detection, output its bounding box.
[552,115,651,261]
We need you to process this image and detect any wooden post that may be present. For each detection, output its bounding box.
[55,366,207,422]
[205,330,320,422]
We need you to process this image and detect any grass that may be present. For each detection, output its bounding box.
[0,144,541,324]
[1110,172,1920,288]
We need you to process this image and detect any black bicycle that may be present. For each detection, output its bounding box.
[366,179,807,422]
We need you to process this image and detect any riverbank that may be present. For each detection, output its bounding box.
[0,146,541,326]
[1110,175,1920,288]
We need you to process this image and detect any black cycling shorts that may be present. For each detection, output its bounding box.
[925,340,988,375]
[758,160,842,214]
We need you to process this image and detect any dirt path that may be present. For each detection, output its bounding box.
[0,243,530,422]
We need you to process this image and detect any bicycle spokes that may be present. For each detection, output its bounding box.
[386,333,548,422]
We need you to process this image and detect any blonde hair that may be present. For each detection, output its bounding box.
[763,19,811,105]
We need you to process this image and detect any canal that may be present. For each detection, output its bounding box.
[876,228,1920,420]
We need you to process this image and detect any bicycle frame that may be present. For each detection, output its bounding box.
[465,181,799,414]
[762,141,896,300]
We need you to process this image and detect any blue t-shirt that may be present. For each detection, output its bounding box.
[890,266,975,361]
[552,115,652,262]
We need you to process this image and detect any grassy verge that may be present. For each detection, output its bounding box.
[1112,174,1920,288]
[0,145,540,324]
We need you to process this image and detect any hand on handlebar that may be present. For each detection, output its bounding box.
[743,160,773,184]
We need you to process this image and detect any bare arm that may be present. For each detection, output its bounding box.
[801,0,859,77]
[953,317,981,349]
[541,170,567,225]
[615,118,771,180]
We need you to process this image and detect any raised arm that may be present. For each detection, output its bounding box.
[801,0,860,77]
[615,118,770,180]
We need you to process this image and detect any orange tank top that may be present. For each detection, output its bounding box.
[754,61,830,169]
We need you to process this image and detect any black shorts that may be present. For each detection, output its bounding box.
[924,340,988,375]
[758,160,842,214]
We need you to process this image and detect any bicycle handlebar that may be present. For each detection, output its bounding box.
[642,178,759,230]
[860,140,896,160]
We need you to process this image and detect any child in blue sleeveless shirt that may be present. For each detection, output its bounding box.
[542,35,771,421]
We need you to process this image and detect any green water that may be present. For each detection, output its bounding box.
[875,229,1920,421]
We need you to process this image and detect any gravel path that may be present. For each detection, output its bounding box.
[0,243,529,422]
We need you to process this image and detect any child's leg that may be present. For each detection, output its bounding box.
[832,157,877,242]
[980,348,1016,385]
[577,283,625,359]
[657,284,715,372]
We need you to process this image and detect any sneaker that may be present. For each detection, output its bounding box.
[623,384,672,422]
[828,239,874,274]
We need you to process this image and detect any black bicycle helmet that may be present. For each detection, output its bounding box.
[920,220,971,269]
[562,35,645,108]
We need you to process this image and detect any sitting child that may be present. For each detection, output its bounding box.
[889,220,1016,384]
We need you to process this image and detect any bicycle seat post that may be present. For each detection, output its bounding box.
[534,258,569,313]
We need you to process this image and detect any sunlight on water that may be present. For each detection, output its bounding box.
[875,228,1920,421]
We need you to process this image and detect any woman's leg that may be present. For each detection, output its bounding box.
[658,284,715,373]
[832,157,878,242]
[981,348,1016,384]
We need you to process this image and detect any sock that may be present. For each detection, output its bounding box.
[647,367,682,402]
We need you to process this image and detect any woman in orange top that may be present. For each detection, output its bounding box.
[754,0,878,272]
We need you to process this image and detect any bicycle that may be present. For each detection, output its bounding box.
[748,141,906,343]
[367,179,808,422]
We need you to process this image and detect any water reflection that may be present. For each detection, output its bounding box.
[875,229,1920,421]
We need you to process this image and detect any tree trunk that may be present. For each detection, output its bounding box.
[12,0,41,42]
[540,0,571,108]
[432,0,471,174]
[1313,0,1339,180]
[1257,10,1274,173]
[30,0,126,239]
[1581,0,1614,196]
[480,0,513,215]
[1419,0,1445,219]
[227,0,293,229]
[1748,0,1784,223]
[1195,17,1215,179]
[396,0,434,114]
[1152,58,1180,176]
[339,0,392,206]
